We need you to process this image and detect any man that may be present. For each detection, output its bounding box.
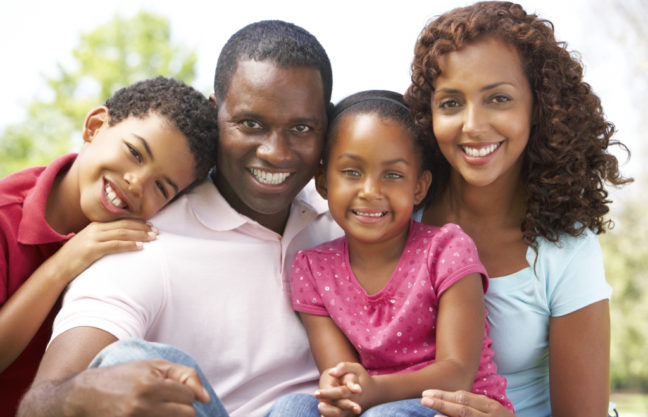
[18,20,341,417]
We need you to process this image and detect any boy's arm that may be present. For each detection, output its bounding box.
[17,327,208,417]
[0,219,156,371]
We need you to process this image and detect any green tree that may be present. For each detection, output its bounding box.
[0,10,197,177]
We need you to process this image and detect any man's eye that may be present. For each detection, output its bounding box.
[292,124,312,133]
[241,120,261,129]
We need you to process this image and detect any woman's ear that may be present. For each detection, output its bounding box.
[414,170,432,205]
[315,164,328,199]
[82,106,109,143]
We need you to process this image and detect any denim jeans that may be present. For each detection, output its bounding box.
[90,338,229,417]
[268,393,441,416]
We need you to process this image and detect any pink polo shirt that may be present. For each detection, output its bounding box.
[53,179,343,417]
[291,220,513,410]
[0,154,76,417]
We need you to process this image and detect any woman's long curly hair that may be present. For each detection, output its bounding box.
[405,1,631,247]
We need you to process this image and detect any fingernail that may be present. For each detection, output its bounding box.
[147,231,157,239]
[136,242,143,249]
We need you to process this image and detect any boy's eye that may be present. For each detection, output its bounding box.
[127,144,143,162]
[155,180,169,199]
[292,124,312,133]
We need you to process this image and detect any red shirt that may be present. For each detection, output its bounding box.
[0,154,76,416]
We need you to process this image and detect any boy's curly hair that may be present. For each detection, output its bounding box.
[405,1,631,247]
[106,76,219,186]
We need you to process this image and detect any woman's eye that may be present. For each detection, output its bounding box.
[491,95,512,104]
[127,144,142,162]
[156,180,169,199]
[438,99,460,109]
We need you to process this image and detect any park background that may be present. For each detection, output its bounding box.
[1,0,646,414]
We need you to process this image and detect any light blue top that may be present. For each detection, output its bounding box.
[485,229,611,417]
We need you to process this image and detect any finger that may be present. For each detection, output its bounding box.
[334,398,362,414]
[421,390,487,417]
[327,362,359,378]
[152,359,210,403]
[318,400,347,417]
[340,372,361,394]
[315,386,352,401]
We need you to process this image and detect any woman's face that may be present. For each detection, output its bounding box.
[431,36,533,188]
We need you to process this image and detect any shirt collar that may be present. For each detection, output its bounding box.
[19,154,77,245]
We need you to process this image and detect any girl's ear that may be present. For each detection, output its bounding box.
[414,170,432,205]
[82,107,109,143]
[315,164,328,199]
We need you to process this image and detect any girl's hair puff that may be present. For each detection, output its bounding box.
[405,1,631,247]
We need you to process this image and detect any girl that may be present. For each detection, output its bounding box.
[283,90,513,416]
[405,2,630,417]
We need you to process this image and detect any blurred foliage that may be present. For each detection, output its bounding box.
[0,10,197,177]
[598,0,648,393]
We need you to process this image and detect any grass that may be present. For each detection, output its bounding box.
[611,391,648,416]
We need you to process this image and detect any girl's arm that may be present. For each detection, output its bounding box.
[549,299,610,417]
[306,272,485,413]
[0,219,156,372]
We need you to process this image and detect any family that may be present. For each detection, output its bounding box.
[0,2,630,417]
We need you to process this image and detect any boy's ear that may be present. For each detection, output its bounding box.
[82,106,109,143]
[209,94,219,111]
[414,170,432,205]
[315,164,328,199]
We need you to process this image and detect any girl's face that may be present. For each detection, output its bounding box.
[431,36,533,188]
[321,113,431,246]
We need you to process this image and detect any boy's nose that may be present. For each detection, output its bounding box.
[124,172,144,196]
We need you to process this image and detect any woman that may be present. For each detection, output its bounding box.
[405,2,630,416]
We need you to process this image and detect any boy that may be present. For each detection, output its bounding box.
[0,76,218,415]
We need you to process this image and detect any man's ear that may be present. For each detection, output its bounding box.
[414,170,432,205]
[82,106,109,143]
[315,164,328,199]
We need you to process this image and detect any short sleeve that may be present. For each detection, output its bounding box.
[52,242,166,343]
[290,250,329,316]
[429,223,489,296]
[542,229,612,317]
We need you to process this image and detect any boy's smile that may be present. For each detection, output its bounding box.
[71,110,196,230]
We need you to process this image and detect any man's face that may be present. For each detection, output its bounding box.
[212,60,327,233]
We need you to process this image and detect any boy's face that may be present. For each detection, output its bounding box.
[211,60,327,233]
[77,109,197,222]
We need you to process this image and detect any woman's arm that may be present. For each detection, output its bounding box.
[549,299,610,417]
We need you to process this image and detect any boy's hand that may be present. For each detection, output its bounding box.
[316,362,375,416]
[53,219,158,284]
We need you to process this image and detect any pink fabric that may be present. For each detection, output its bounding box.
[291,220,513,410]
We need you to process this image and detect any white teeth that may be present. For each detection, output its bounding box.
[250,168,290,185]
[104,183,126,208]
[353,210,387,217]
[462,143,499,157]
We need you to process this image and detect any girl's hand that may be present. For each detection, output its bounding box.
[53,219,158,284]
[315,362,376,417]
[421,389,515,417]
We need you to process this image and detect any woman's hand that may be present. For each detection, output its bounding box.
[421,389,515,417]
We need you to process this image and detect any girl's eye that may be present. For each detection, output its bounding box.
[292,124,312,133]
[241,120,261,129]
[127,144,142,162]
[385,172,403,180]
[155,180,169,199]
[341,169,360,177]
